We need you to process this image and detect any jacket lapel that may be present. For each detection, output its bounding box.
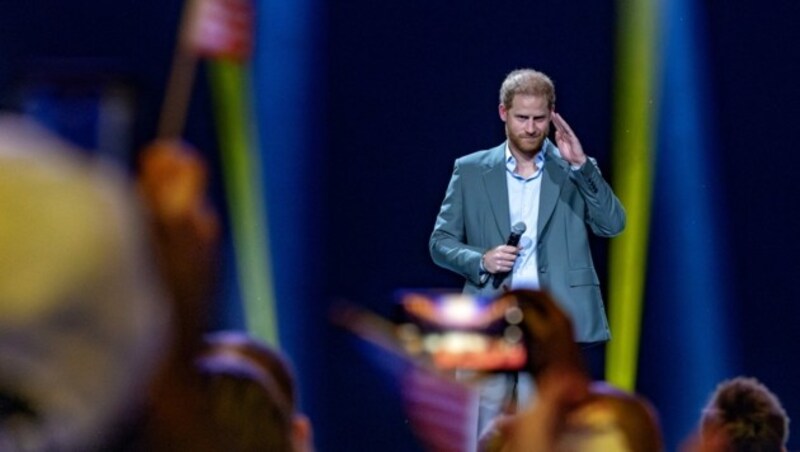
[538,140,568,241]
[482,144,510,239]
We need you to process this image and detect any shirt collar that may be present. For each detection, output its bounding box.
[504,142,545,178]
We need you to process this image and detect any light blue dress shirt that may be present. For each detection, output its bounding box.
[504,144,544,289]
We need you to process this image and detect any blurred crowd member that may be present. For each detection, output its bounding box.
[126,138,226,451]
[556,381,663,452]
[0,115,169,451]
[137,138,219,363]
[697,377,789,452]
[196,331,314,452]
[478,289,663,452]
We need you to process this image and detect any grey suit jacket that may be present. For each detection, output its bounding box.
[429,140,626,342]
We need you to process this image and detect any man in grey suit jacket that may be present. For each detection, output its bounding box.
[429,68,625,435]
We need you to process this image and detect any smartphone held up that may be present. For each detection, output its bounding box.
[395,290,527,372]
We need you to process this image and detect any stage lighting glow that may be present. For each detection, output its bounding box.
[438,294,481,326]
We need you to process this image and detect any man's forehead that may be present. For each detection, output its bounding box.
[509,94,551,112]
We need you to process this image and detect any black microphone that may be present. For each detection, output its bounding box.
[492,222,527,289]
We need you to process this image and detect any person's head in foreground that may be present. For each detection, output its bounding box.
[479,289,663,452]
[0,115,169,451]
[699,377,789,452]
[196,331,314,452]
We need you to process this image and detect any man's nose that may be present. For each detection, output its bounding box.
[524,119,535,134]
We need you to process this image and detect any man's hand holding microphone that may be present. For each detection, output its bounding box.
[482,222,526,288]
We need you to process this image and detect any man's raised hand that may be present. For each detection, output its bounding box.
[552,112,587,167]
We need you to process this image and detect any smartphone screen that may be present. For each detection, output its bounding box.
[395,290,526,372]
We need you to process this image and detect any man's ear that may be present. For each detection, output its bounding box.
[292,414,314,452]
[499,103,508,122]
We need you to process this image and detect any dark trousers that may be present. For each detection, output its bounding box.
[579,341,607,381]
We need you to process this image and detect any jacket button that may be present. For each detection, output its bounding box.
[539,266,547,273]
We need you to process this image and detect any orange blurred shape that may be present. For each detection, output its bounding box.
[139,139,204,211]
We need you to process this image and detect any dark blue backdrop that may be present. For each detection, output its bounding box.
[3,1,800,450]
